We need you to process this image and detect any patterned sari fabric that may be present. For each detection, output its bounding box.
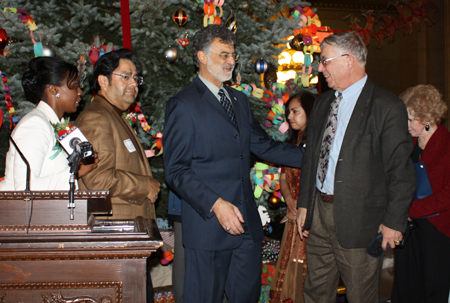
[270,132,307,303]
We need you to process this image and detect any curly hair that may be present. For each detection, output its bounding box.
[400,84,448,126]
[192,25,235,68]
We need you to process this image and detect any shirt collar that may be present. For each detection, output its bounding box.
[338,74,368,100]
[198,74,228,101]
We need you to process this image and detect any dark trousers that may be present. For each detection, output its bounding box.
[172,221,185,303]
[392,218,450,303]
[304,193,383,303]
[183,237,262,303]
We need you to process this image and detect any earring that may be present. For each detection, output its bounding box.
[425,124,430,131]
[56,93,60,98]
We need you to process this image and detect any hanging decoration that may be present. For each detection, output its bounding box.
[0,28,8,57]
[1,72,18,130]
[202,0,223,27]
[176,32,190,48]
[77,54,87,88]
[163,46,178,62]
[88,36,116,67]
[254,58,269,74]
[225,10,237,33]
[172,7,188,27]
[339,1,439,48]
[239,1,250,12]
[124,103,163,157]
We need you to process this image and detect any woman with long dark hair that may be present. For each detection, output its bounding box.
[270,90,316,303]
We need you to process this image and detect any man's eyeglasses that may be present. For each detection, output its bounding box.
[111,73,144,85]
[210,51,238,61]
[318,54,349,66]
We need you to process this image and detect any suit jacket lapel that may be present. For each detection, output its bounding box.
[95,95,147,165]
[340,78,375,148]
[195,78,238,130]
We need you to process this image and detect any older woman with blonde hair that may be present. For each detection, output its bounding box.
[392,84,450,303]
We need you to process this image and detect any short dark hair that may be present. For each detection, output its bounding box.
[285,90,316,145]
[192,25,235,68]
[89,48,142,93]
[22,57,78,103]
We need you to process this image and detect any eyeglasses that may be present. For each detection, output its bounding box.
[318,54,349,66]
[210,51,238,61]
[111,73,144,85]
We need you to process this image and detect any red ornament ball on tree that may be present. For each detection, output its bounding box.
[172,8,188,27]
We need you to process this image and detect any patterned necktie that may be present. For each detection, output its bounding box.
[218,89,239,130]
[318,92,343,188]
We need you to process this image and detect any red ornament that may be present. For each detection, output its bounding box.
[0,28,8,57]
[172,8,188,26]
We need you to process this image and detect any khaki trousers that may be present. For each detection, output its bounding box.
[304,192,383,303]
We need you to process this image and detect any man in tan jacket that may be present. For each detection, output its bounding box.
[76,49,160,302]
[76,49,160,220]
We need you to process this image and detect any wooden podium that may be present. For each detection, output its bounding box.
[0,191,163,303]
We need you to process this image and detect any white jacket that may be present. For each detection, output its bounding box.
[0,101,71,190]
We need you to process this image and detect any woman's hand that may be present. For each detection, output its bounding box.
[77,153,99,178]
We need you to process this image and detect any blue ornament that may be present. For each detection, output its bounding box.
[254,58,269,74]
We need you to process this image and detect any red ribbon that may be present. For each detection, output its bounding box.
[120,0,132,50]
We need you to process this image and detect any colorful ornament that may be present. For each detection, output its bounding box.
[0,29,8,57]
[88,36,115,67]
[225,11,237,34]
[1,72,18,130]
[263,68,278,89]
[289,34,304,51]
[42,43,55,57]
[172,8,188,26]
[254,58,269,74]
[240,1,250,12]
[267,193,282,209]
[163,46,178,63]
[176,32,189,48]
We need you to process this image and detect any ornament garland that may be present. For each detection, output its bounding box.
[0,72,18,130]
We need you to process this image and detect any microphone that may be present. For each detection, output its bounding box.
[9,136,31,192]
[58,126,95,220]
[59,126,94,161]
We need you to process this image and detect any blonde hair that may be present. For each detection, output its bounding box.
[399,84,447,125]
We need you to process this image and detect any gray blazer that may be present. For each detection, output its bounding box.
[298,78,416,248]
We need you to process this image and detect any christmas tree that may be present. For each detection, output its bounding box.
[0,0,317,219]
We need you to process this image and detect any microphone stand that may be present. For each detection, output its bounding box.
[67,151,80,220]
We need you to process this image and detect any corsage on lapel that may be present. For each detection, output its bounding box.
[122,111,138,128]
[49,118,72,160]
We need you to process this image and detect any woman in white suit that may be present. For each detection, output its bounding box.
[0,57,97,190]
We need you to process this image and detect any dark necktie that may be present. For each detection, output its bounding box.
[218,89,238,130]
[318,92,343,188]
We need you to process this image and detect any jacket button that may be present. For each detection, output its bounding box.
[241,177,244,182]
[239,200,243,204]
[234,134,239,139]
[240,155,243,159]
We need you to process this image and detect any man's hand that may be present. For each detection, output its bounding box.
[147,177,161,203]
[296,207,309,239]
[78,152,99,178]
[379,223,403,250]
[211,197,245,235]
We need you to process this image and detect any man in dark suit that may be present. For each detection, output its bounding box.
[163,25,304,303]
[296,32,416,302]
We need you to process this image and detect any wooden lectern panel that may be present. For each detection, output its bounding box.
[0,192,162,302]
